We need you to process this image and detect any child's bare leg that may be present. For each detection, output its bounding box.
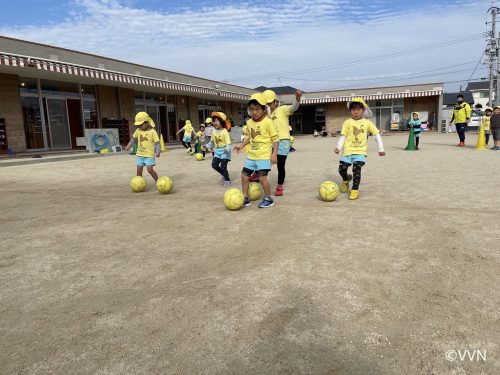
[136,166,144,176]
[259,175,271,197]
[241,174,250,196]
[147,166,158,181]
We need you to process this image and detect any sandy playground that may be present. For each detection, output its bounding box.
[0,132,499,374]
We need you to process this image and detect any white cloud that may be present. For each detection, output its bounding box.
[0,0,489,91]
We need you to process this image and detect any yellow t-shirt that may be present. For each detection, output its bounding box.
[246,117,279,160]
[211,128,231,148]
[183,124,194,137]
[270,105,293,140]
[482,115,491,131]
[196,130,204,141]
[133,128,160,157]
[340,118,380,156]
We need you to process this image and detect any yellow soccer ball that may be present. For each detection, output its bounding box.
[156,176,174,194]
[223,188,244,211]
[195,153,203,161]
[248,182,262,201]
[130,176,147,192]
[100,148,109,154]
[319,181,339,202]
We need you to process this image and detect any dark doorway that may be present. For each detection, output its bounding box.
[67,99,84,149]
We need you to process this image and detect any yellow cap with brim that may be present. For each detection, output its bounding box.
[205,117,213,124]
[263,90,277,104]
[347,97,373,118]
[412,112,420,117]
[211,111,227,122]
[249,93,267,106]
[134,111,155,127]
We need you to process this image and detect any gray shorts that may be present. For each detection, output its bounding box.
[492,128,500,141]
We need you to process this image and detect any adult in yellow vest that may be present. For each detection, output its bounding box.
[449,94,471,147]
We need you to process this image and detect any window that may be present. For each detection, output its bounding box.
[479,92,489,98]
[315,106,325,122]
[41,79,78,94]
[83,100,98,128]
[19,77,38,94]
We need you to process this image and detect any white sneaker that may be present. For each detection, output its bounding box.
[223,181,232,187]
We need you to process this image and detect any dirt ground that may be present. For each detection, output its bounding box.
[0,132,499,375]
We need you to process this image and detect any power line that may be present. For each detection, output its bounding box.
[278,61,484,83]
[311,76,488,92]
[462,50,486,88]
[230,33,486,83]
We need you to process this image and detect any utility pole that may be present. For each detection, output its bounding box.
[489,6,500,106]
[488,7,496,106]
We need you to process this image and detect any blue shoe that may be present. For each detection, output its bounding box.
[243,197,251,207]
[258,197,274,208]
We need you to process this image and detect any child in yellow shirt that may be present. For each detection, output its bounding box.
[176,119,195,155]
[334,98,385,200]
[234,93,279,208]
[194,125,205,158]
[263,89,302,196]
[125,111,161,182]
[482,107,492,145]
[210,112,232,187]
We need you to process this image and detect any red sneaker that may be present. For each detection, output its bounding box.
[275,186,283,196]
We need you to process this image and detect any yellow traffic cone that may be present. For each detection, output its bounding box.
[160,134,166,152]
[476,124,487,150]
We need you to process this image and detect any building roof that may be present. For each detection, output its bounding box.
[278,83,444,105]
[0,36,253,101]
[254,86,298,95]
[443,92,474,106]
[465,81,490,91]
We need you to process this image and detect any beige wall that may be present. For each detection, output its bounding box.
[175,95,189,124]
[0,73,25,152]
[118,87,135,134]
[325,102,347,134]
[403,97,439,120]
[188,97,199,126]
[96,85,119,120]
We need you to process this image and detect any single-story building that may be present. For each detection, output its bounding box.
[1,36,446,154]
[0,36,252,153]
[276,84,444,134]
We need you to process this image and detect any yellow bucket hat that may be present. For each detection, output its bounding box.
[347,97,373,118]
[263,90,277,104]
[249,93,268,106]
[211,111,227,122]
[134,111,155,127]
[412,112,420,117]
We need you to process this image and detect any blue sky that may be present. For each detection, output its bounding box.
[0,0,491,91]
